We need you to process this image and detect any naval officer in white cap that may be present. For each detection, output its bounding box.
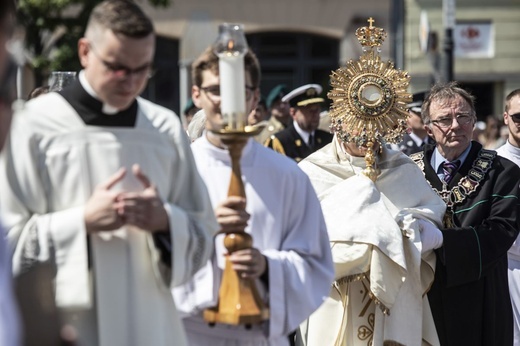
[265,84,333,162]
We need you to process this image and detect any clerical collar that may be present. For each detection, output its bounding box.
[59,71,138,127]
[293,120,314,145]
[79,71,119,114]
[431,142,472,175]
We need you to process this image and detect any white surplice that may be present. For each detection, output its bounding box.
[297,137,445,346]
[173,134,334,346]
[497,140,520,345]
[0,93,218,346]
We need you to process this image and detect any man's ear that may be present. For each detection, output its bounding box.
[78,38,90,68]
[425,123,433,137]
[192,85,202,108]
[504,112,510,126]
[289,107,297,119]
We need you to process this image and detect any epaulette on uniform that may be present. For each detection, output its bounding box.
[264,135,286,156]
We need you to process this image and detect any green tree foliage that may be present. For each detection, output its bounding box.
[17,0,170,84]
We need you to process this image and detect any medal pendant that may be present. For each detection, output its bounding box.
[439,184,451,205]
[443,210,454,228]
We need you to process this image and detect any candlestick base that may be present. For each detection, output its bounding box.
[203,253,269,326]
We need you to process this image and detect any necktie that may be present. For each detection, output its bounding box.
[442,160,460,183]
[308,134,315,149]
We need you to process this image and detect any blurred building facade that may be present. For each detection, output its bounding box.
[140,0,394,117]
[405,0,520,119]
[139,0,520,120]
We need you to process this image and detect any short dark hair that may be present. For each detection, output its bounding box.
[86,0,154,38]
[191,46,261,89]
[505,89,520,113]
[422,81,476,125]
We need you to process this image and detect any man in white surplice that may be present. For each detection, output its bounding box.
[297,139,446,346]
[0,1,218,345]
[172,46,334,345]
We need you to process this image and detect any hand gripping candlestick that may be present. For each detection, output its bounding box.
[328,18,412,181]
[203,23,269,326]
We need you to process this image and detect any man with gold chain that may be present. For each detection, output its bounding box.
[297,18,446,346]
[410,82,520,345]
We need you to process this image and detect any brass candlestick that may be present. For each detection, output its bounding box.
[203,124,270,326]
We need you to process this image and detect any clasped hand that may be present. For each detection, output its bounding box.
[84,164,169,233]
[215,196,266,278]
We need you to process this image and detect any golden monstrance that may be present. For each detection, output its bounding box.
[328,17,412,181]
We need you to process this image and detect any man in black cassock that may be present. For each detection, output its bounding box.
[410,82,520,345]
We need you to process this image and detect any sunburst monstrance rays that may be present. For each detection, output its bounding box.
[328,49,411,147]
[326,18,411,181]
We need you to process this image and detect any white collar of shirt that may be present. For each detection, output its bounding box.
[431,142,472,175]
[79,70,119,115]
[198,131,255,166]
[503,140,520,158]
[293,120,314,145]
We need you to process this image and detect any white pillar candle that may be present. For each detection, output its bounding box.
[219,53,246,130]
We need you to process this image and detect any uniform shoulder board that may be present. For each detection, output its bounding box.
[263,135,275,147]
[265,136,286,156]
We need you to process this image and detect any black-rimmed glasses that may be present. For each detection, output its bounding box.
[88,44,155,79]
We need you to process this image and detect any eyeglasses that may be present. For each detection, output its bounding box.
[200,85,257,101]
[88,44,154,79]
[507,112,520,123]
[429,114,473,129]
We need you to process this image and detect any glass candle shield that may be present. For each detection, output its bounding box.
[48,71,77,92]
[213,23,248,130]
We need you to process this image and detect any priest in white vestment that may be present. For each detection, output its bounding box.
[297,138,446,346]
[173,46,334,346]
[0,1,218,345]
[296,20,447,344]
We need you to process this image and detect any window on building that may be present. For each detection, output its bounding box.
[247,32,339,107]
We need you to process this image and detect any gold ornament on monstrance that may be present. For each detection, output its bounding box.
[328,17,412,181]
